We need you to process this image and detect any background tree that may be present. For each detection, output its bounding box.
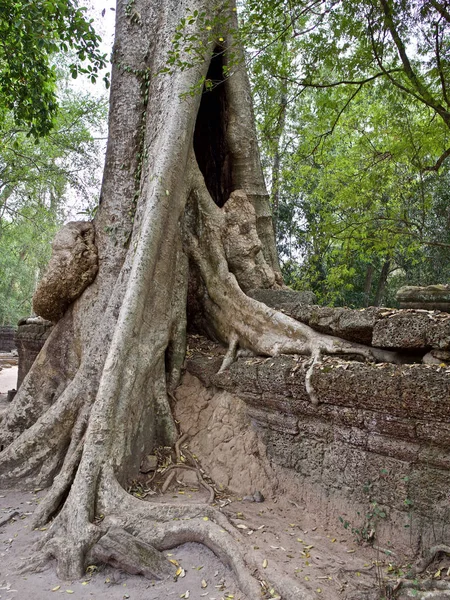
[0,0,109,136]
[0,69,108,325]
[244,0,450,306]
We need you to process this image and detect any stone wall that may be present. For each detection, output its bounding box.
[15,318,53,389]
[0,327,16,352]
[184,349,450,556]
[180,296,450,559]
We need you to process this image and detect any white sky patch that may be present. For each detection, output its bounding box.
[62,2,116,220]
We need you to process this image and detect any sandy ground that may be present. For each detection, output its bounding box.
[1,352,445,599]
[0,482,389,600]
[0,357,401,600]
[0,366,17,394]
[0,489,247,600]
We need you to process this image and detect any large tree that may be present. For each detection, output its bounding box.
[0,1,400,596]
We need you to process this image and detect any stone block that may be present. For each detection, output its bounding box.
[372,311,450,349]
[15,317,53,388]
[396,284,450,311]
[0,327,16,352]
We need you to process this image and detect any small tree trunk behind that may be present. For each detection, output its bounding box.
[374,259,391,306]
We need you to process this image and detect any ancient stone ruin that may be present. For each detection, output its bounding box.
[175,290,450,566]
[0,326,16,353]
[397,284,450,312]
[15,317,53,389]
[5,290,450,596]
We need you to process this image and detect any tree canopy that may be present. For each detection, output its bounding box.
[0,0,109,136]
[242,0,450,305]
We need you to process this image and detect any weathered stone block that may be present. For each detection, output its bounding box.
[0,327,16,352]
[372,311,450,349]
[397,284,450,311]
[246,406,299,434]
[184,340,450,554]
[367,433,419,462]
[15,317,53,389]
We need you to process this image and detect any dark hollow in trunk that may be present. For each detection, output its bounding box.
[193,47,232,208]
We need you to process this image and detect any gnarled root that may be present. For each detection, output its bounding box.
[24,466,300,599]
[184,156,403,406]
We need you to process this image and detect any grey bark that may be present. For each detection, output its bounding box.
[363,263,374,307]
[374,258,391,306]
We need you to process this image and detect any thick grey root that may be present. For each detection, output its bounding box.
[90,527,175,580]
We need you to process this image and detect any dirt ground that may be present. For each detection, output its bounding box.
[1,356,448,600]
[0,487,250,600]
[0,364,17,395]
[0,482,392,600]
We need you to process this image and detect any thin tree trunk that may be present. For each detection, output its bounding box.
[363,263,374,307]
[270,91,288,236]
[374,259,391,306]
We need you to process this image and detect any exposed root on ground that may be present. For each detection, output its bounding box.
[158,432,215,502]
[409,544,450,576]
[22,465,311,599]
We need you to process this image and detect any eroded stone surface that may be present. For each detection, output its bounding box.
[184,344,450,554]
[251,289,450,350]
[397,284,450,311]
[174,372,277,497]
[372,311,450,349]
[222,191,276,291]
[0,327,16,352]
[33,221,98,323]
[15,317,53,389]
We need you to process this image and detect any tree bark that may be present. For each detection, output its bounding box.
[0,1,402,596]
[363,263,374,307]
[374,258,391,306]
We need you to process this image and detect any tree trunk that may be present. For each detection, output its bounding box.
[363,263,374,307]
[270,91,288,237]
[374,259,391,306]
[0,1,401,596]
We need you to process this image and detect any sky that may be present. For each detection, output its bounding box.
[62,2,116,220]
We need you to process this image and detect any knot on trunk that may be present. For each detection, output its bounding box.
[33,221,98,322]
[223,190,276,292]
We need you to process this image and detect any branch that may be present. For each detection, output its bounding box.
[308,83,365,155]
[429,0,450,23]
[367,11,446,112]
[434,21,450,107]
[378,0,450,126]
[422,146,450,171]
[288,69,402,88]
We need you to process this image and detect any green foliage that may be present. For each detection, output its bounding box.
[241,0,450,306]
[0,0,109,136]
[0,209,58,326]
[0,74,108,325]
[339,499,387,544]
